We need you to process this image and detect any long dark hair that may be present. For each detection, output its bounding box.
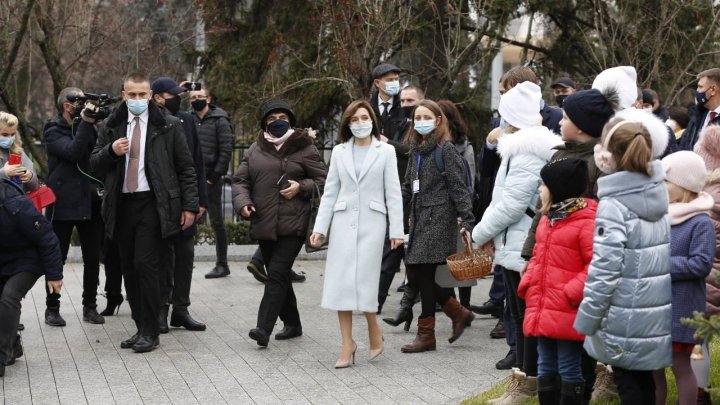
[403,99,451,145]
[438,99,468,144]
[338,100,381,143]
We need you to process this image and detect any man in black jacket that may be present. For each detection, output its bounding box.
[151,77,208,333]
[188,87,234,279]
[43,87,105,327]
[679,68,720,151]
[90,73,199,353]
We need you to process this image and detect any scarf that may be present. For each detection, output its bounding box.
[263,129,295,151]
[668,191,714,225]
[411,135,438,155]
[546,197,588,226]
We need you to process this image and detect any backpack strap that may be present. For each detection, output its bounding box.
[433,144,446,178]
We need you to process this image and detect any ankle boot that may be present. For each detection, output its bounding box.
[442,297,475,343]
[100,293,124,316]
[401,317,436,353]
[382,284,417,331]
[560,381,584,405]
[537,375,559,405]
[158,305,169,334]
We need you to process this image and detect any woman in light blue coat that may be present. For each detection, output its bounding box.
[574,115,671,403]
[310,100,404,369]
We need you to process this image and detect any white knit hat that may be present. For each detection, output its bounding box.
[662,151,707,193]
[592,66,637,110]
[498,81,542,130]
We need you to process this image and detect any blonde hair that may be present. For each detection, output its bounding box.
[539,184,553,213]
[0,111,23,155]
[600,118,653,176]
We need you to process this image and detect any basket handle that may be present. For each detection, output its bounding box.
[458,220,473,255]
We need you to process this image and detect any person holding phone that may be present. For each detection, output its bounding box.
[309,100,404,368]
[231,99,327,347]
[0,112,39,192]
[0,177,63,378]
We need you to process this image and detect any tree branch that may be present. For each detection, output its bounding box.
[1,0,36,84]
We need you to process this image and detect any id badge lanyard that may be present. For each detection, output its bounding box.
[412,154,421,194]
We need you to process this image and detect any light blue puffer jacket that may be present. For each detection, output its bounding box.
[574,160,672,371]
[472,126,562,271]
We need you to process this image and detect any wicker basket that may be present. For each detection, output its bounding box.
[446,234,493,281]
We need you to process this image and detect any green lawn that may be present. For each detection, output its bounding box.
[460,340,720,404]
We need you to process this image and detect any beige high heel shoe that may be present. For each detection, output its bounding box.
[369,336,384,361]
[334,341,357,369]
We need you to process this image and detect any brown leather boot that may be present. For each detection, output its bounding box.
[443,297,475,343]
[401,317,436,353]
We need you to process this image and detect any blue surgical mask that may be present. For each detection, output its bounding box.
[414,120,436,136]
[350,121,373,139]
[0,136,14,149]
[267,119,290,137]
[696,91,709,106]
[385,80,400,96]
[127,99,148,115]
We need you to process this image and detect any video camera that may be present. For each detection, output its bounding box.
[67,92,122,121]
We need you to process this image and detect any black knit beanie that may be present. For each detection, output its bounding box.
[540,158,589,203]
[260,99,296,129]
[562,89,615,138]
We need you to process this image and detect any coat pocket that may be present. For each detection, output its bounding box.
[369,200,387,214]
[333,201,347,212]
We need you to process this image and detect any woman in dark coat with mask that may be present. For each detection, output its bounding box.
[232,100,327,347]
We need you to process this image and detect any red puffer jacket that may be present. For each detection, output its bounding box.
[518,198,597,341]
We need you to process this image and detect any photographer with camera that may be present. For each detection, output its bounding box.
[151,77,208,332]
[42,87,111,326]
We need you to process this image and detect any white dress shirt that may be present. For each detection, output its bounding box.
[701,105,720,132]
[123,109,151,193]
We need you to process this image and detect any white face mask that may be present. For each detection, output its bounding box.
[350,121,373,139]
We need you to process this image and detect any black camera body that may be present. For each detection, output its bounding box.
[67,92,121,121]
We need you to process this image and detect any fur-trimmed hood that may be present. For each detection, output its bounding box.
[613,108,669,158]
[496,125,563,161]
[256,128,314,157]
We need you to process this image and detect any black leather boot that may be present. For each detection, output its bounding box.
[158,306,169,334]
[560,381,585,405]
[45,307,66,327]
[170,308,206,331]
[537,375,559,405]
[83,306,106,324]
[382,284,418,331]
[100,293,124,316]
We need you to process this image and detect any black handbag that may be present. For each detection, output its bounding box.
[305,183,329,253]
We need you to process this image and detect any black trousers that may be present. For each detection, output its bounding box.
[378,227,405,309]
[612,366,655,405]
[159,233,195,310]
[503,267,538,375]
[116,192,163,337]
[256,236,304,333]
[405,263,451,318]
[206,181,228,266]
[102,236,122,296]
[47,199,103,308]
[0,272,39,365]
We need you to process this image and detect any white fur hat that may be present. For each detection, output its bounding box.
[592,66,638,110]
[614,108,669,158]
[498,81,542,130]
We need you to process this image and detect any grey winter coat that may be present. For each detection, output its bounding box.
[402,140,474,265]
[192,105,233,184]
[574,160,672,371]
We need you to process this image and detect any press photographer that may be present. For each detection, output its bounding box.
[42,87,118,326]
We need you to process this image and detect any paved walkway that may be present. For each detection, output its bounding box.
[1,252,507,404]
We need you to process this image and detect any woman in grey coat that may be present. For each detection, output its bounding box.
[399,100,475,354]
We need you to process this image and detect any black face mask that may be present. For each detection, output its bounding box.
[163,96,181,115]
[267,119,290,137]
[191,99,207,111]
[555,95,568,108]
[402,106,415,119]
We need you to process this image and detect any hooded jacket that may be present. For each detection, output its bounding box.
[472,126,562,271]
[231,129,327,241]
[43,114,100,221]
[192,105,233,184]
[0,179,62,280]
[574,160,672,371]
[90,102,199,239]
[518,199,597,341]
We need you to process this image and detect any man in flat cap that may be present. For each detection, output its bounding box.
[551,77,577,108]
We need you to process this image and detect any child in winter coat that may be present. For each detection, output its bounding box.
[518,158,597,404]
[653,151,715,405]
[573,114,672,404]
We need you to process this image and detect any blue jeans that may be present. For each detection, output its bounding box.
[537,337,584,383]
